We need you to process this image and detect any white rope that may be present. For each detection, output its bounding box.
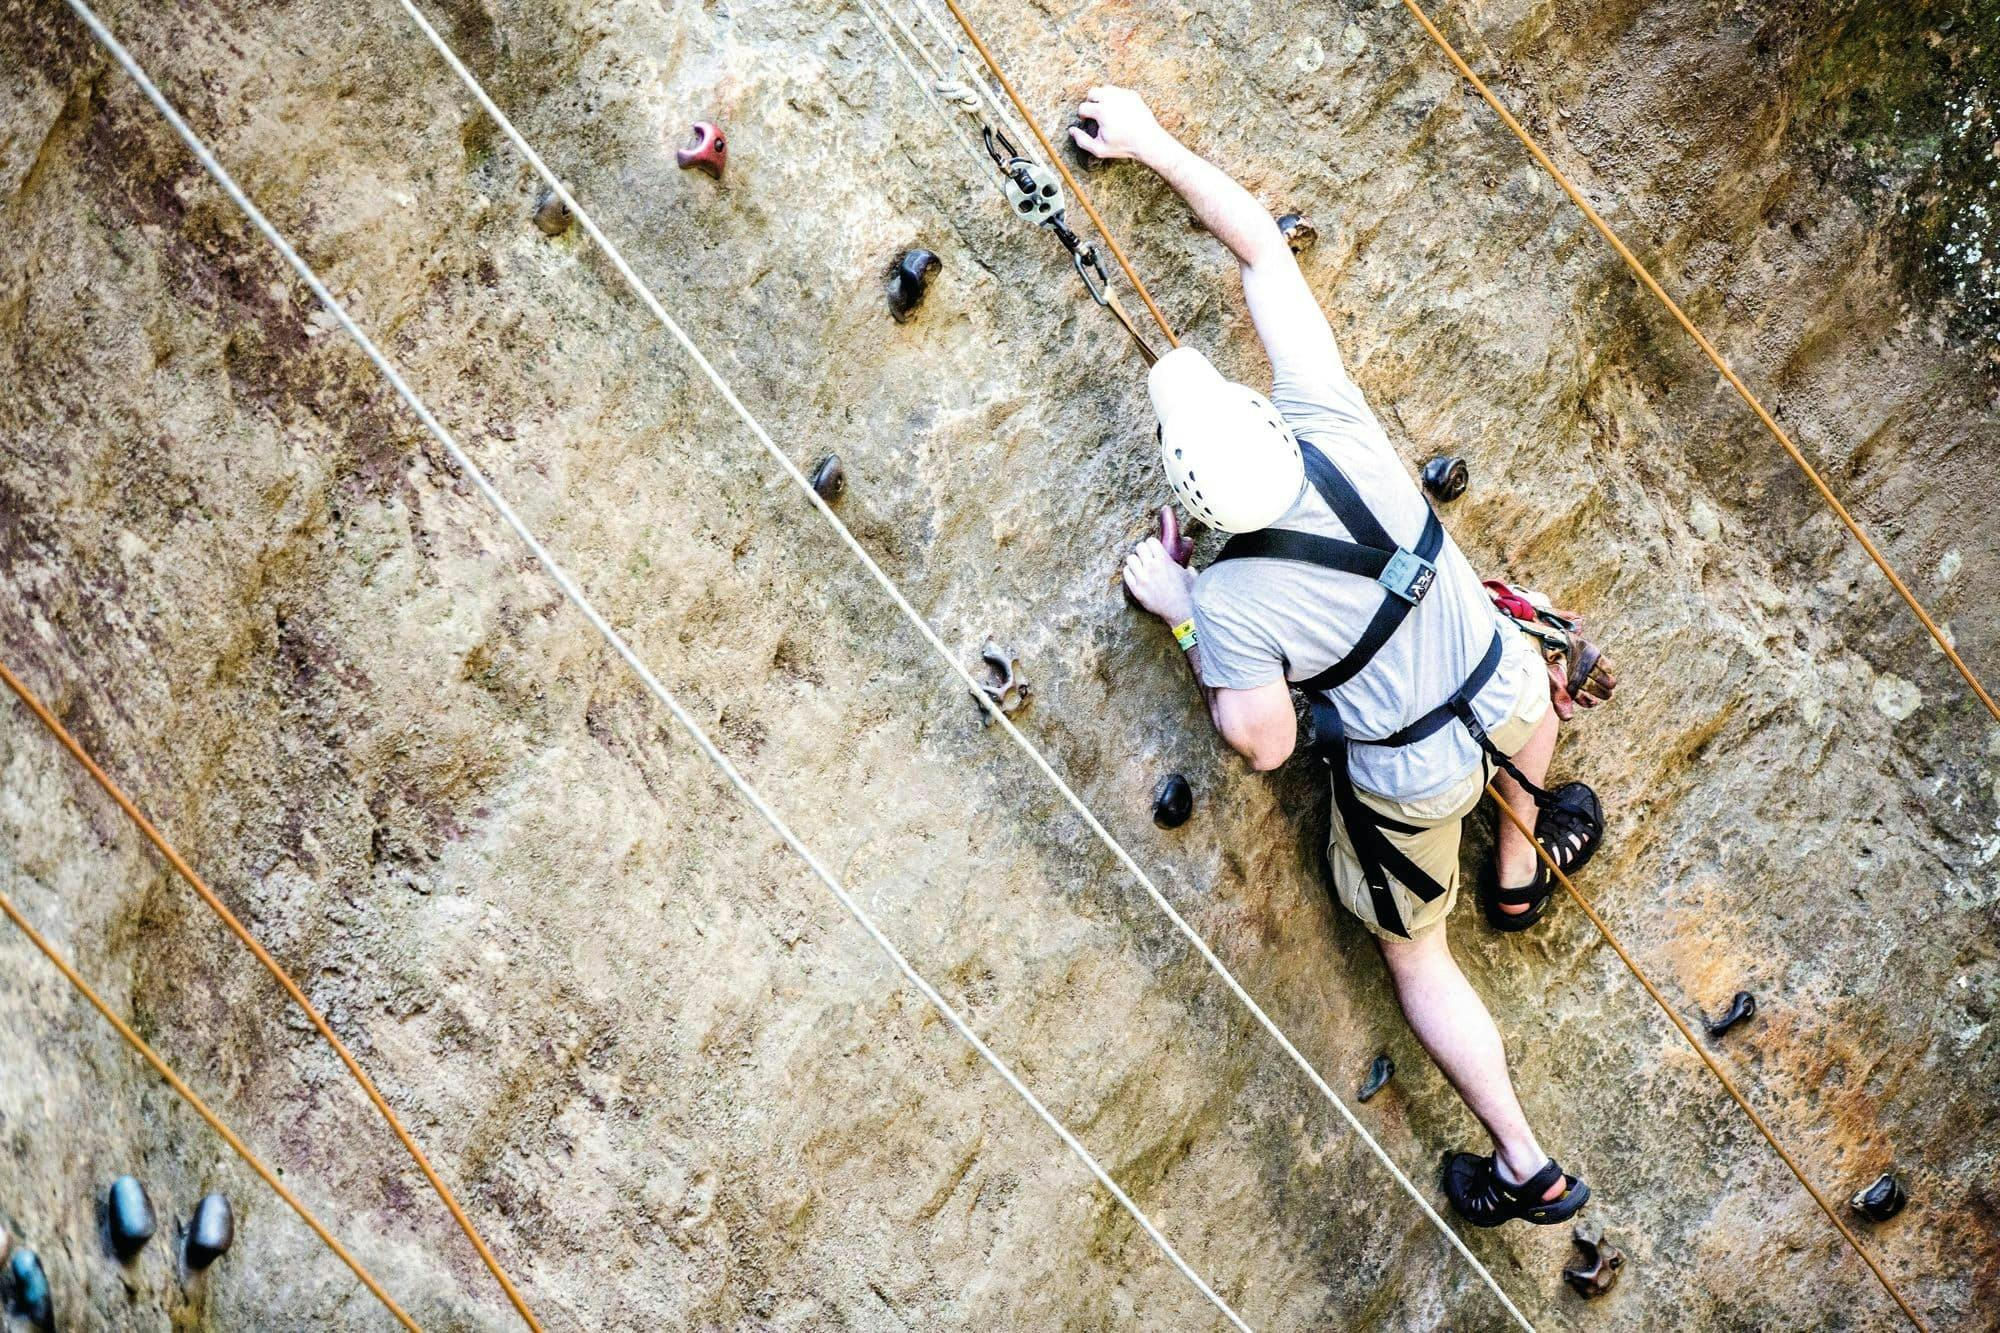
[385,4,1534,1328]
[905,0,1039,153]
[849,0,985,173]
[61,2,1253,1327]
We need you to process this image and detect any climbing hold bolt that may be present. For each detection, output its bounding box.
[1151,773,1193,829]
[1849,1171,1907,1222]
[531,188,572,237]
[972,639,1030,724]
[1358,1053,1394,1103]
[1276,212,1317,255]
[1703,990,1757,1038]
[107,1175,157,1260]
[1562,1218,1625,1298]
[676,121,727,179]
[184,1192,234,1270]
[809,453,844,501]
[1420,455,1469,503]
[886,248,942,323]
[6,1248,52,1332]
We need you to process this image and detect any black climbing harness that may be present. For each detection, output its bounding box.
[1212,442,1557,936]
[983,128,1159,364]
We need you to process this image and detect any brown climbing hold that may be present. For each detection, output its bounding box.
[676,121,727,179]
[531,188,571,236]
[1276,212,1317,254]
[1849,1171,1907,1222]
[886,248,942,322]
[1703,990,1756,1038]
[972,639,1029,724]
[1562,1218,1624,1298]
[810,453,844,501]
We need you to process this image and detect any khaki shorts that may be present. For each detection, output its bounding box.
[1327,652,1551,940]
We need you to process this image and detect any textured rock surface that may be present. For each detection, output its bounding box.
[2,0,1997,1328]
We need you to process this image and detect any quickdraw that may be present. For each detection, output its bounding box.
[983,127,1158,364]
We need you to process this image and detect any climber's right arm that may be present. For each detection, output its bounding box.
[1071,86,1346,383]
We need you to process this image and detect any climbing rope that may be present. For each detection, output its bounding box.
[388,3,1533,1326]
[61,3,1250,1324]
[1486,784,1928,1328]
[0,884,422,1332]
[1398,0,1998,726]
[0,660,545,1330]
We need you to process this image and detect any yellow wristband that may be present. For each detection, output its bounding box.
[1171,618,1198,652]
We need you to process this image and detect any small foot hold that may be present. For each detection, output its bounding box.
[1151,773,1193,829]
[531,187,572,236]
[1562,1218,1625,1298]
[972,639,1029,724]
[7,1248,52,1331]
[1703,990,1756,1038]
[1421,455,1469,502]
[1358,1053,1394,1102]
[1849,1171,1907,1222]
[107,1176,157,1260]
[1276,212,1317,255]
[184,1193,233,1271]
[809,453,844,501]
[676,121,727,179]
[886,248,941,322]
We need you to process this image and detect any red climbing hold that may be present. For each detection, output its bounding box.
[1158,505,1194,566]
[676,121,727,179]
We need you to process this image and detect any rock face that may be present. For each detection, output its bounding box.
[1,0,1996,1329]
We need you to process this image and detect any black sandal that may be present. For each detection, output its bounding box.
[1480,859,1550,932]
[1442,1152,1591,1228]
[1535,781,1603,875]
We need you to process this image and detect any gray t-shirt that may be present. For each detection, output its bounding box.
[1191,357,1535,803]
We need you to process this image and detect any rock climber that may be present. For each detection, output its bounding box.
[1078,86,1614,1228]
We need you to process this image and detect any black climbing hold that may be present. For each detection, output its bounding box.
[1420,455,1469,503]
[1358,1053,1394,1103]
[1562,1218,1625,1298]
[1276,212,1317,255]
[531,188,572,237]
[184,1192,234,1270]
[1849,1171,1907,1222]
[107,1175,157,1260]
[1151,773,1193,829]
[1703,990,1757,1038]
[809,453,844,501]
[1067,116,1102,169]
[6,1247,52,1332]
[886,248,942,323]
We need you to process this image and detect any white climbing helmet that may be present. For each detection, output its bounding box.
[1148,346,1303,534]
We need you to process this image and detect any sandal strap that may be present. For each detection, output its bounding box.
[1500,1158,1565,1202]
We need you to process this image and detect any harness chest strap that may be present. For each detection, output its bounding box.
[1211,442,1536,936]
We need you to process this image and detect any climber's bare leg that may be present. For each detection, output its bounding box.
[1491,703,1559,910]
[1378,923,1562,1198]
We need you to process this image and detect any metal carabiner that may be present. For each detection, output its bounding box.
[1071,242,1110,306]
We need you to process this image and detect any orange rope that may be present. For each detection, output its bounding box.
[0,883,422,1332]
[0,659,543,1331]
[937,0,1179,349]
[1485,783,1928,1330]
[1399,0,1998,725]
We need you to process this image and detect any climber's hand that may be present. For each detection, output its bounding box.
[1123,537,1197,625]
[1072,86,1173,163]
